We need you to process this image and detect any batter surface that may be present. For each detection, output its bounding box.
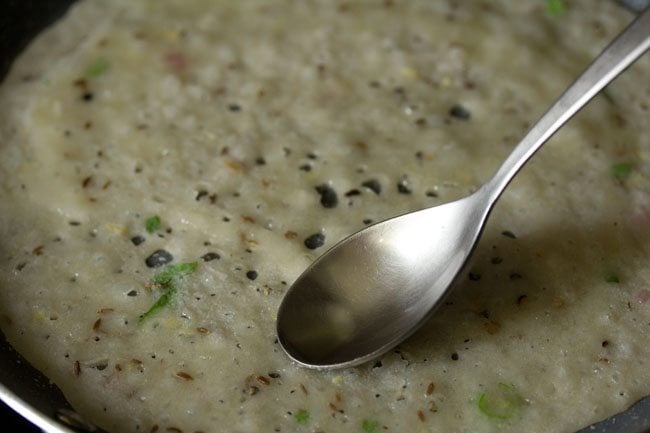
[0,1,649,432]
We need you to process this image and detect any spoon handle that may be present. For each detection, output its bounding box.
[484,7,650,201]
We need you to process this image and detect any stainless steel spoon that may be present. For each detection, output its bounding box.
[277,8,650,370]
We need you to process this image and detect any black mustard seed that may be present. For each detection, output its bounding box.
[449,104,471,120]
[201,252,221,262]
[304,233,325,250]
[145,249,174,268]
[361,179,381,195]
[315,184,338,208]
[131,235,145,246]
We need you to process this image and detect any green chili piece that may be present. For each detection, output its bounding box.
[611,162,633,181]
[293,409,310,425]
[362,419,380,433]
[546,0,565,16]
[477,383,524,420]
[84,57,109,77]
[145,215,161,233]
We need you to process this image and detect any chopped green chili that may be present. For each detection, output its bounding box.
[145,215,161,233]
[605,274,620,284]
[611,162,633,181]
[362,419,381,433]
[477,383,524,420]
[293,409,310,425]
[546,0,565,16]
[84,57,110,78]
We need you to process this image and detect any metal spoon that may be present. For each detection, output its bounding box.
[277,8,650,370]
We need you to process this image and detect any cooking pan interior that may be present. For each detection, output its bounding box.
[1,4,105,432]
[0,1,649,432]
[1,0,77,80]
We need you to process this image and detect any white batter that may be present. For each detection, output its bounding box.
[0,1,649,432]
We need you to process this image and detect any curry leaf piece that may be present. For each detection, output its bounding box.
[139,262,198,324]
[152,261,198,286]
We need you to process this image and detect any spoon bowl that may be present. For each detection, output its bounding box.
[277,8,650,370]
[277,192,488,368]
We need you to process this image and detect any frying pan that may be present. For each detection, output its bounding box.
[1,1,649,432]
